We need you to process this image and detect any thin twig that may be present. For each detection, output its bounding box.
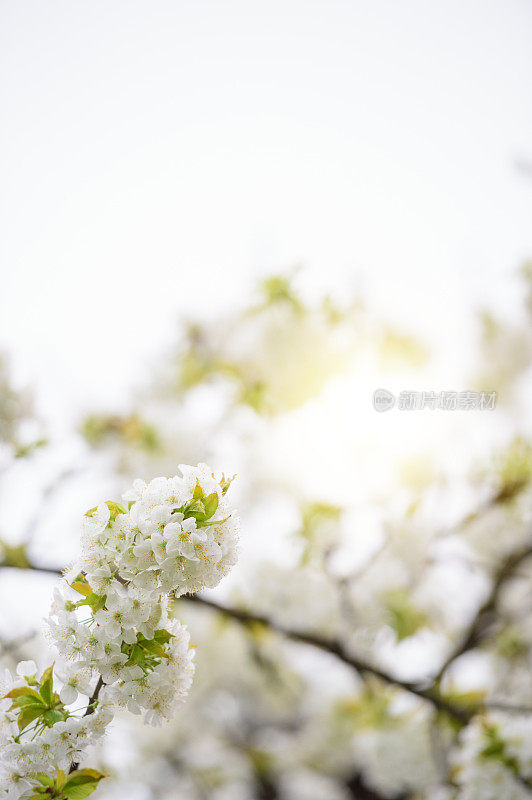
[0,630,37,660]
[435,544,532,682]
[69,675,104,773]
[181,595,473,724]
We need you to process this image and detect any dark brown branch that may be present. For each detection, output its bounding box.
[182,595,473,724]
[2,562,524,725]
[6,555,532,793]
[344,772,411,800]
[255,772,279,800]
[69,675,104,772]
[0,631,37,660]
[486,702,532,714]
[435,544,532,682]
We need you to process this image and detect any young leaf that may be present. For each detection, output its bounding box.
[153,629,172,644]
[200,515,230,528]
[36,774,55,788]
[4,686,43,701]
[142,640,169,659]
[55,770,67,790]
[105,500,127,521]
[62,769,106,799]
[70,580,92,598]
[219,473,235,494]
[11,695,46,712]
[203,492,219,520]
[43,708,64,726]
[77,591,106,612]
[126,645,144,666]
[39,663,54,705]
[18,705,44,731]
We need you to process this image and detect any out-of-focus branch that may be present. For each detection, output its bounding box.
[255,772,279,800]
[8,563,65,575]
[2,562,472,723]
[0,631,37,660]
[486,702,532,714]
[435,544,532,682]
[344,772,411,800]
[3,562,526,727]
[182,595,472,724]
[21,467,81,545]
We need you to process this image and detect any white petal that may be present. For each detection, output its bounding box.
[16,660,37,677]
[60,684,78,705]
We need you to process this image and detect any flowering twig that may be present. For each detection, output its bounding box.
[0,466,240,799]
[0,563,522,727]
[1,560,474,723]
[4,529,532,796]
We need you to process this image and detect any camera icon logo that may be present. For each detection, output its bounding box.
[373,388,395,412]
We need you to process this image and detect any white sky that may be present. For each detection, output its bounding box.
[1,0,532,424]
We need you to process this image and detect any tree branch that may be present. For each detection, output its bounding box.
[344,772,411,800]
[435,544,532,682]
[181,595,473,724]
[2,561,525,726]
[69,675,105,772]
[0,631,37,660]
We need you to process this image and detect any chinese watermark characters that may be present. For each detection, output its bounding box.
[373,389,497,412]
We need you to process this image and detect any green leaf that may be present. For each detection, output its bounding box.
[43,708,64,726]
[203,492,219,520]
[200,515,230,528]
[192,480,204,501]
[0,541,31,569]
[105,500,126,521]
[125,645,144,666]
[219,473,235,495]
[4,686,43,701]
[384,589,428,641]
[11,693,46,709]
[36,774,55,788]
[12,694,41,707]
[62,769,106,799]
[188,499,205,516]
[18,705,44,731]
[152,629,172,644]
[55,770,67,790]
[70,579,92,598]
[39,663,54,705]
[90,593,107,612]
[142,640,169,659]
[63,785,101,798]
[76,591,106,612]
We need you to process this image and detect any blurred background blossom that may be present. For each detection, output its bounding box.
[2,2,532,799]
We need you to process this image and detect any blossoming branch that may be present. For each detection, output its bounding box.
[0,464,239,799]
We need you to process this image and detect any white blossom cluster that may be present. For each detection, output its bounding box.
[1,465,239,799]
[79,463,239,597]
[0,662,113,797]
[450,713,532,800]
[47,587,195,726]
